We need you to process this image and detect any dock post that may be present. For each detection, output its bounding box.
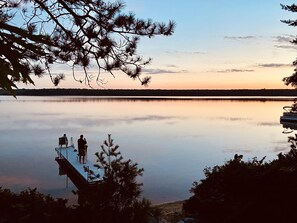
[86,166,90,181]
[71,137,74,148]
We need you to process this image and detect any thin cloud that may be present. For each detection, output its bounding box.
[224,36,256,40]
[166,64,178,68]
[216,69,254,73]
[256,122,279,126]
[130,115,176,122]
[274,35,295,43]
[222,148,253,154]
[166,50,205,55]
[192,51,205,54]
[274,44,297,50]
[257,63,292,68]
[214,116,251,121]
[142,68,187,75]
[274,35,297,49]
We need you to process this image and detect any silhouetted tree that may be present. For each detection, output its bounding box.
[0,134,161,223]
[0,187,73,223]
[76,134,156,223]
[281,4,297,87]
[0,0,175,94]
[184,139,297,223]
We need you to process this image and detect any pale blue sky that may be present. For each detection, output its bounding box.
[27,0,297,89]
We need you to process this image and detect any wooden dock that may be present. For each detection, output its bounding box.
[55,145,103,189]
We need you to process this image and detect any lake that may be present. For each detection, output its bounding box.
[0,96,294,204]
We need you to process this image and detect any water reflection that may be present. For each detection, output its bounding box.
[280,100,297,134]
[0,96,295,204]
[281,120,297,134]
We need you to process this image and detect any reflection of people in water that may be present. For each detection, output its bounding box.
[77,135,87,164]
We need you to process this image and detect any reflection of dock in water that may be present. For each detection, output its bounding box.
[280,120,297,130]
[55,146,103,189]
[280,106,297,123]
[280,105,297,132]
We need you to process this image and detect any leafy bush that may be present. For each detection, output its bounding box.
[0,188,72,223]
[184,135,297,223]
[0,134,157,223]
[74,134,157,223]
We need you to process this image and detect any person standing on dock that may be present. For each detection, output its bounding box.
[77,135,87,164]
[63,134,68,147]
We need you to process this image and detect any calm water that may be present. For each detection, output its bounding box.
[0,96,294,204]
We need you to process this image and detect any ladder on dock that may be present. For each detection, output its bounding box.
[55,145,103,187]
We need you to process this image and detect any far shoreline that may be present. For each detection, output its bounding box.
[1,88,297,98]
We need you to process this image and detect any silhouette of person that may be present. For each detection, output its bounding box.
[59,133,68,147]
[63,134,68,147]
[77,135,87,163]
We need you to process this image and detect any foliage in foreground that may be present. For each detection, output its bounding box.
[1,0,175,94]
[282,3,297,88]
[0,188,72,223]
[183,135,297,223]
[0,187,159,223]
[0,134,158,223]
[76,134,158,223]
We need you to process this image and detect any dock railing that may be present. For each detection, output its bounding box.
[55,144,102,185]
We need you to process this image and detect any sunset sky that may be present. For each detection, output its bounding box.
[26,0,297,90]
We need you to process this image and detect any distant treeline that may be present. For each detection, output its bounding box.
[1,88,297,97]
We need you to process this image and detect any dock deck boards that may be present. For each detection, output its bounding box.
[55,145,103,186]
